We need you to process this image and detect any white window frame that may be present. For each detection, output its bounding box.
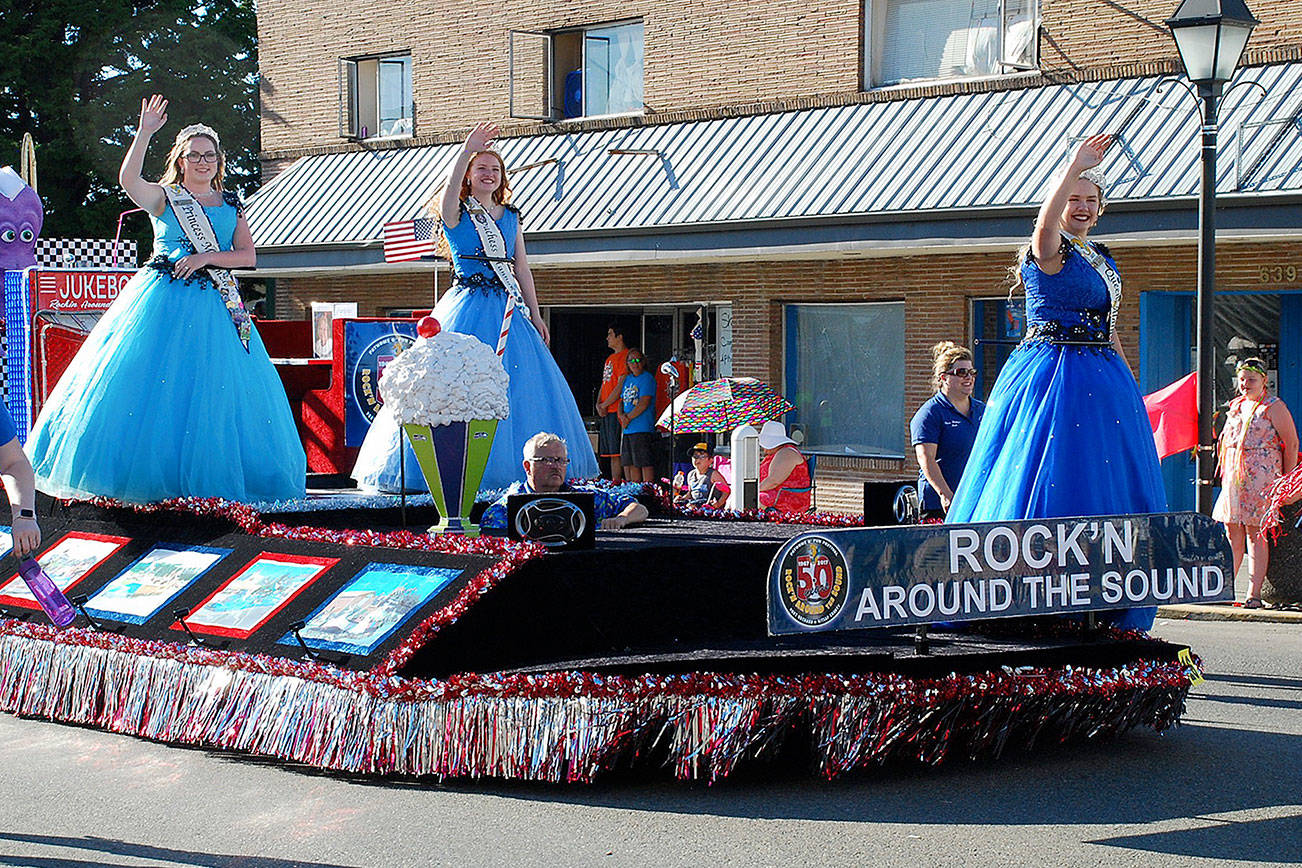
[338,53,414,141]
[864,0,1040,89]
[508,19,644,122]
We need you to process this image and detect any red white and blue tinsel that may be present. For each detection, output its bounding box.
[0,493,1201,783]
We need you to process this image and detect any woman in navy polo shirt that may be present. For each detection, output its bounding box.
[910,341,985,520]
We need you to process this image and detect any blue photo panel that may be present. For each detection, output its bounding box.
[0,526,11,561]
[279,562,460,656]
[85,544,231,624]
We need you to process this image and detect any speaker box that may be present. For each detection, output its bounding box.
[863,480,918,527]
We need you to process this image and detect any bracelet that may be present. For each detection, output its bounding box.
[17,509,34,519]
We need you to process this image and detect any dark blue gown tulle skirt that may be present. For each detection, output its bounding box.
[946,342,1167,631]
[351,286,599,494]
[27,267,307,504]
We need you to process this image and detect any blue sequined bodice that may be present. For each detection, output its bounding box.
[1020,243,1116,343]
[443,204,519,294]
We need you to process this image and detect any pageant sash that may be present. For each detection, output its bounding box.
[164,185,252,352]
[1061,230,1122,340]
[464,196,530,322]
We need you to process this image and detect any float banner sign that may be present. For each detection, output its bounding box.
[343,319,417,446]
[767,513,1233,635]
[33,269,133,311]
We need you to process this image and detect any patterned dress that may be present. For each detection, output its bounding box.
[1213,395,1284,526]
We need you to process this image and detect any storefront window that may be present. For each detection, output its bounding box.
[784,302,905,456]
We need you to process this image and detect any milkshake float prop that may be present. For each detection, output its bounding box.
[383,316,509,535]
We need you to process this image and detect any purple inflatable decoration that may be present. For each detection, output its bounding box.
[0,166,43,270]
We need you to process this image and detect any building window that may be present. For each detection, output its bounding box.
[509,20,644,121]
[338,54,413,140]
[970,296,1025,399]
[868,0,1038,87]
[784,302,906,457]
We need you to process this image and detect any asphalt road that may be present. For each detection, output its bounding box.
[0,618,1297,868]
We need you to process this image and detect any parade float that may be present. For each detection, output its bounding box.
[0,164,1225,783]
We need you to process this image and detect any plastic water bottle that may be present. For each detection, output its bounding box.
[17,558,77,627]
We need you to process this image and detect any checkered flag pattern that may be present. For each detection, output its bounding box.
[36,238,137,269]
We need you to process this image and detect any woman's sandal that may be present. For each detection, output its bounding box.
[1243,598,1264,609]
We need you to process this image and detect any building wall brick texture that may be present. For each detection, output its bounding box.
[258,0,1302,160]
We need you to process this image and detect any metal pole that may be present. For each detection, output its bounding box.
[1195,83,1222,515]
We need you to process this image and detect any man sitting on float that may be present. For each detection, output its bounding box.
[480,432,649,531]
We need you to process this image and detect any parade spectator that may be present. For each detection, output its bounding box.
[0,402,40,558]
[480,432,649,531]
[1213,357,1299,608]
[674,442,728,509]
[596,323,631,482]
[618,350,657,483]
[911,341,986,520]
[757,421,811,513]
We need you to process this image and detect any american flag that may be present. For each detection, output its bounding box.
[382,217,437,262]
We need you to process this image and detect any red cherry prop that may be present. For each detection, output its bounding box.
[417,316,442,338]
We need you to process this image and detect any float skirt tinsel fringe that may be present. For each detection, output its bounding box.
[0,622,1197,783]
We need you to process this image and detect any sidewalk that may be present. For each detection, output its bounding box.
[1156,602,1302,623]
[1155,567,1302,622]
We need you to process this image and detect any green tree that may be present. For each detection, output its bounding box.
[0,0,258,259]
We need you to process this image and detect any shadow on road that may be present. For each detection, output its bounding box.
[1089,813,1302,864]
[0,833,359,868]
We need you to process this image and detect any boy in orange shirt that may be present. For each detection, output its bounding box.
[596,323,630,481]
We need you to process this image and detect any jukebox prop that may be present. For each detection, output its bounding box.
[2,265,134,438]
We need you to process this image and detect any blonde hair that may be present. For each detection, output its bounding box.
[931,341,973,389]
[158,131,225,192]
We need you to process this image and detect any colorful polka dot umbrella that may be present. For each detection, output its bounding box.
[655,377,794,433]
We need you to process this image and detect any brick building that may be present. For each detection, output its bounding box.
[250,0,1302,511]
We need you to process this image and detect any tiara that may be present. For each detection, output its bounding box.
[175,123,221,151]
[1079,166,1108,201]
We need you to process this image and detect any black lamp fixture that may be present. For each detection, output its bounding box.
[1164,0,1259,513]
[1166,0,1259,92]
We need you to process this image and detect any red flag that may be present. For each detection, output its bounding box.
[1144,372,1198,460]
[382,217,437,262]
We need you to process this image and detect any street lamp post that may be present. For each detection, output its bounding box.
[1165,0,1259,514]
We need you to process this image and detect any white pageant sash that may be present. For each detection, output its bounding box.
[463,196,530,322]
[1061,230,1122,339]
[164,185,252,352]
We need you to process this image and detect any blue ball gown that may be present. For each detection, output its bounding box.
[352,204,599,493]
[946,241,1166,631]
[26,193,306,504]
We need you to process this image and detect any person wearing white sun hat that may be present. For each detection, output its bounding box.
[756,420,811,513]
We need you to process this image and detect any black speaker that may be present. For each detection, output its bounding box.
[863,481,918,526]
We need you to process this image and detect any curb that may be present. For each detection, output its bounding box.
[1156,603,1302,623]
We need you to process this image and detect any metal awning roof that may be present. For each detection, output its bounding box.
[246,62,1302,267]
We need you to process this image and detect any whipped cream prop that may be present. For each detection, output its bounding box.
[381,317,509,535]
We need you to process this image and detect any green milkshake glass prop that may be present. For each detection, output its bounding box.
[382,317,510,536]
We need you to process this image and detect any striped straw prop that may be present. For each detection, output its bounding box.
[496,299,513,356]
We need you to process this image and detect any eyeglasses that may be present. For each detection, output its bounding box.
[946,368,977,378]
[628,358,645,364]
[529,455,569,466]
[184,152,220,164]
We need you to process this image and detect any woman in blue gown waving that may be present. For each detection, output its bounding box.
[27,94,306,504]
[353,122,598,493]
[946,134,1166,631]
